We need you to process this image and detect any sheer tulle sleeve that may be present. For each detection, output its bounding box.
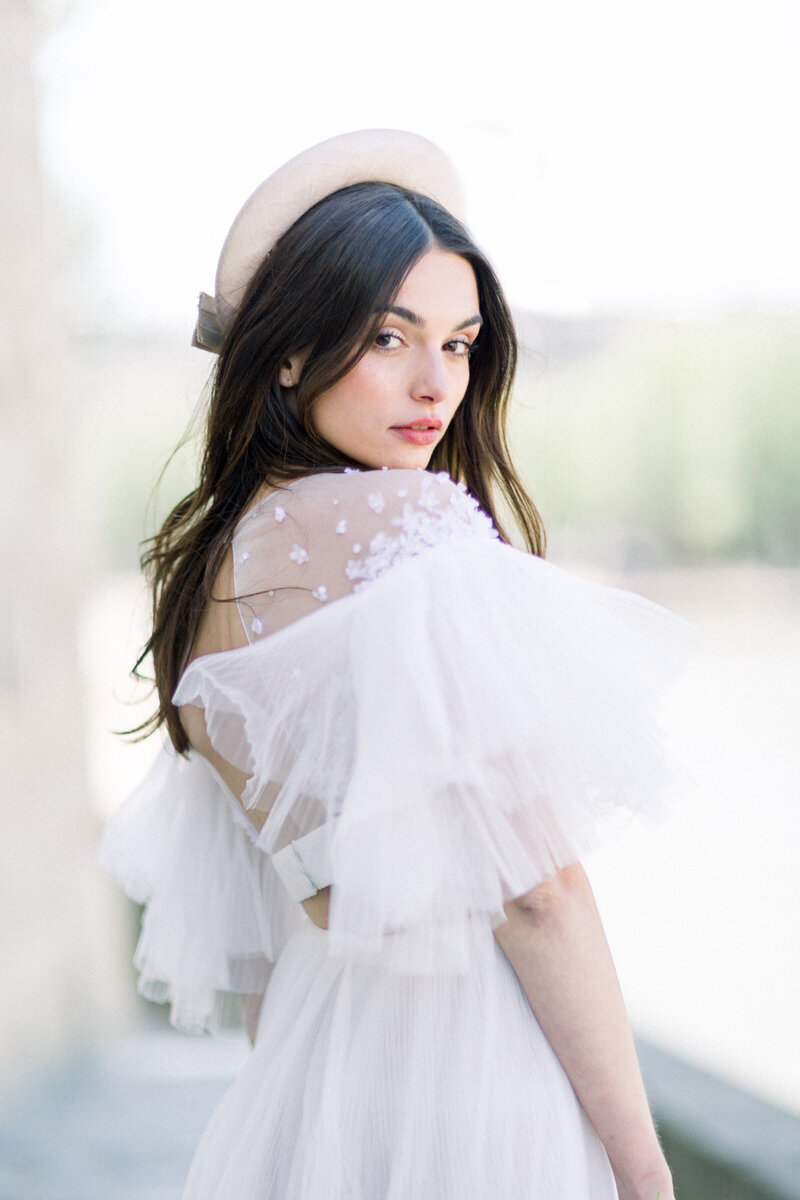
[173,468,693,973]
[97,744,305,1033]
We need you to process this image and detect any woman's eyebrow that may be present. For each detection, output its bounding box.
[385,305,483,332]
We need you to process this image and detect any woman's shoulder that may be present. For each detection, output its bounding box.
[252,466,467,506]
[237,468,493,544]
[227,467,499,633]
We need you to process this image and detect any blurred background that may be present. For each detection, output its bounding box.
[2,0,798,1195]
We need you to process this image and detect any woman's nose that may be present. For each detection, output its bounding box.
[410,349,450,404]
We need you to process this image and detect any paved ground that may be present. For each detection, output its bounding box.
[0,1025,248,1200]
[3,1022,799,1200]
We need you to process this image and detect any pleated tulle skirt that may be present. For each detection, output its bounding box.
[183,922,617,1199]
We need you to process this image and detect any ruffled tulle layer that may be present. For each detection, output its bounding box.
[174,537,693,973]
[98,746,304,1033]
[184,922,617,1200]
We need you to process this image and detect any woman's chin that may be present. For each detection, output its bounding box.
[353,443,435,472]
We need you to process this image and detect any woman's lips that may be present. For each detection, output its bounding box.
[391,422,441,446]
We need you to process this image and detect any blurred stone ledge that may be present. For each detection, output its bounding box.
[638,1038,800,1200]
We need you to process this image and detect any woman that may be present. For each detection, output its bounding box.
[101,129,687,1199]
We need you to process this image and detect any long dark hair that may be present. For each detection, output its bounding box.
[136,182,545,751]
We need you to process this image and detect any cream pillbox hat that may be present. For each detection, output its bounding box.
[192,129,466,353]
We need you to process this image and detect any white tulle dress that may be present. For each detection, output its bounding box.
[99,467,691,1199]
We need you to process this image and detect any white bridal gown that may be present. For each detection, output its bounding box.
[100,467,691,1200]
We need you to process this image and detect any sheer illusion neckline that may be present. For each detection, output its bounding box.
[182,467,495,679]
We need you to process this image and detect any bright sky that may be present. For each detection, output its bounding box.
[37,0,800,331]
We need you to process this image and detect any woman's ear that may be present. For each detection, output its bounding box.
[278,355,304,389]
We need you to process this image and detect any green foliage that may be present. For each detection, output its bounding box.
[510,314,800,564]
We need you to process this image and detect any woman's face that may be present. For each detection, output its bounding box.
[288,250,482,470]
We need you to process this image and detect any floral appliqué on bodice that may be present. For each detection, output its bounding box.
[231,468,498,642]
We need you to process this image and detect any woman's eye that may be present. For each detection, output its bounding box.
[374,330,403,350]
[446,338,473,358]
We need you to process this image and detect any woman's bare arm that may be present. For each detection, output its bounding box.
[493,863,674,1200]
[296,869,671,1197]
